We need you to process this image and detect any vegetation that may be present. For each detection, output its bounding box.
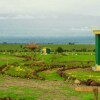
[0,75,99,100]
[0,43,95,52]
[25,43,40,51]
[56,47,64,53]
[0,43,98,100]
[64,68,100,81]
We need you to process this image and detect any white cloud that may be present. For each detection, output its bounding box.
[0,14,58,19]
[70,27,90,32]
[0,0,100,16]
[0,15,34,19]
[0,0,99,37]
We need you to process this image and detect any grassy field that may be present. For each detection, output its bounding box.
[0,43,98,100]
[64,68,100,81]
[0,74,99,100]
[38,68,64,81]
[0,54,24,66]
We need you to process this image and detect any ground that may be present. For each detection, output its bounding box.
[0,74,99,100]
[0,44,98,100]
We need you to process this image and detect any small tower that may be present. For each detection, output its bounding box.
[93,30,100,71]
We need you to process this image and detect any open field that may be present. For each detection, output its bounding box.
[64,68,100,81]
[0,54,24,66]
[0,75,100,100]
[0,43,98,100]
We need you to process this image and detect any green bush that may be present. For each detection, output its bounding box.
[56,47,64,53]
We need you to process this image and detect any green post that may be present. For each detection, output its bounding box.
[93,30,100,71]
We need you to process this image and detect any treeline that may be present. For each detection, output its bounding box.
[55,47,95,53]
[0,44,95,53]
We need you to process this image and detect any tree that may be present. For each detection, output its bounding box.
[25,43,39,51]
[56,47,64,53]
[25,43,40,61]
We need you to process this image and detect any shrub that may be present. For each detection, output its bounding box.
[56,47,64,53]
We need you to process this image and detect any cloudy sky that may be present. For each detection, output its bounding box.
[0,0,100,37]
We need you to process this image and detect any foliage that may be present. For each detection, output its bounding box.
[4,66,35,79]
[25,43,39,51]
[0,74,99,100]
[0,43,97,100]
[0,44,95,52]
[38,68,64,81]
[65,68,100,81]
[56,47,64,53]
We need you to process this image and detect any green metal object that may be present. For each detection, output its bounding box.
[41,48,51,55]
[46,48,51,54]
[96,34,100,65]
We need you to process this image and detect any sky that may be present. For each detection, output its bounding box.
[0,0,100,37]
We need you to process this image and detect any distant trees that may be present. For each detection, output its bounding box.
[68,42,75,45]
[56,47,64,53]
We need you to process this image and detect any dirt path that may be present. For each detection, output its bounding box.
[0,75,80,100]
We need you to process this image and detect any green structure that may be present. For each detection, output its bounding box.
[41,48,51,55]
[93,30,100,71]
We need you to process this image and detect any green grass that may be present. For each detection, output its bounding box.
[38,68,64,81]
[0,52,95,67]
[41,44,95,51]
[0,43,97,100]
[0,44,95,52]
[0,75,100,100]
[0,44,26,51]
[3,65,36,79]
[0,86,42,100]
[35,53,95,63]
[0,54,24,66]
[65,68,100,81]
[0,51,95,80]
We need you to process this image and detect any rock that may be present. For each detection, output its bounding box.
[86,79,93,86]
[90,81,97,86]
[74,79,81,85]
[86,79,97,86]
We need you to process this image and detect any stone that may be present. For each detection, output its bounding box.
[90,81,97,86]
[86,79,93,85]
[74,79,81,85]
